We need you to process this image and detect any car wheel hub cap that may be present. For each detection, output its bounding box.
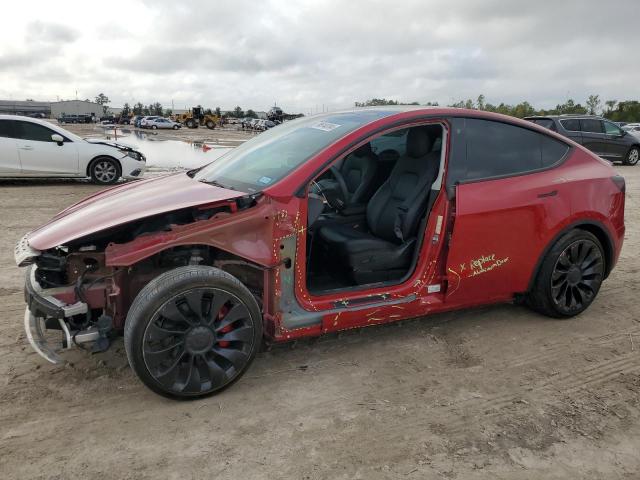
[95,162,116,181]
[567,266,582,285]
[185,326,214,354]
[630,150,639,162]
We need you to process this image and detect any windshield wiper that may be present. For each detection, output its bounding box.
[203,179,234,190]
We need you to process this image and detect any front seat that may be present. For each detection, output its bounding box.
[317,126,440,284]
[319,143,378,206]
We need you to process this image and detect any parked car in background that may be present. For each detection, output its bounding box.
[140,116,160,128]
[622,123,640,135]
[57,114,92,124]
[0,115,146,184]
[525,115,640,165]
[14,107,625,398]
[146,118,181,130]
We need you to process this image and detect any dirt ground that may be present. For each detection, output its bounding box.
[0,161,638,479]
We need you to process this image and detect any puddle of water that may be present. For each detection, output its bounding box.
[88,128,235,170]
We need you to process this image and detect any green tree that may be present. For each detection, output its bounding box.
[586,94,601,115]
[605,99,617,113]
[604,100,640,122]
[477,94,485,111]
[133,102,144,115]
[215,106,221,117]
[150,102,163,116]
[246,109,258,118]
[233,106,244,118]
[355,98,418,107]
[121,103,131,117]
[95,93,110,114]
[165,108,173,117]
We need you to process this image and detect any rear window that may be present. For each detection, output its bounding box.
[580,119,603,133]
[559,119,580,132]
[530,118,556,131]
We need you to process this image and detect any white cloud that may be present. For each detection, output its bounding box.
[0,0,637,113]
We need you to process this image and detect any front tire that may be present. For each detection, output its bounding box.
[152,125,157,130]
[124,266,263,399]
[89,157,120,185]
[206,120,215,129]
[624,146,639,166]
[527,230,605,318]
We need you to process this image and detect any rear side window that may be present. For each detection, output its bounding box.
[446,118,569,185]
[530,118,556,131]
[15,121,57,142]
[580,119,603,133]
[541,136,569,167]
[560,119,580,132]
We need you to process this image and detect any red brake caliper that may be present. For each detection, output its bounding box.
[217,305,232,347]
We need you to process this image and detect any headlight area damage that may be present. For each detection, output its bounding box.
[18,192,267,364]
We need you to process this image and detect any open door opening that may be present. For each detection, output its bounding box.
[304,123,446,295]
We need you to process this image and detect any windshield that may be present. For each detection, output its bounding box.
[193,110,396,192]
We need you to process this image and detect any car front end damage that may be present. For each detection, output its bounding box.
[17,237,118,363]
[14,177,272,364]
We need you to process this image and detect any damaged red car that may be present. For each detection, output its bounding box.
[15,107,625,398]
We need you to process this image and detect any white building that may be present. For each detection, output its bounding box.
[50,100,104,118]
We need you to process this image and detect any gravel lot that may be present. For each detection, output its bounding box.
[0,153,638,478]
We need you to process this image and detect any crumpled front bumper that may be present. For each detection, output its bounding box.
[23,266,89,364]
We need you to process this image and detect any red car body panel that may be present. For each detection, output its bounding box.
[25,107,625,344]
[27,173,245,251]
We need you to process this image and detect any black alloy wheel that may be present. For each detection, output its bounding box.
[528,230,605,318]
[143,288,254,395]
[550,239,604,314]
[125,266,262,399]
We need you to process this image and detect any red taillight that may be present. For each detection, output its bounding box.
[611,175,626,193]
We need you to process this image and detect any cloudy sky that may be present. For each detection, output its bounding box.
[1,0,637,114]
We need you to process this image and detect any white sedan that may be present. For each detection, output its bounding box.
[146,118,182,130]
[0,115,146,184]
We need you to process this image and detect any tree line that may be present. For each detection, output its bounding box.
[355,95,640,122]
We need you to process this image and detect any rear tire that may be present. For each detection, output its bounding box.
[206,120,215,129]
[186,119,196,128]
[527,230,604,318]
[89,157,121,185]
[173,125,179,130]
[124,266,263,399]
[152,125,157,130]
[624,146,639,166]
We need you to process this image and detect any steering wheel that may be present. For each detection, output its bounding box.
[312,177,346,211]
[329,166,350,205]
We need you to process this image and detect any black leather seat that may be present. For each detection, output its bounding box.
[320,143,378,206]
[317,126,441,284]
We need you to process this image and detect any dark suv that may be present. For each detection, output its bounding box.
[525,115,639,166]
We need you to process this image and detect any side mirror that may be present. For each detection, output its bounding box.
[51,134,64,145]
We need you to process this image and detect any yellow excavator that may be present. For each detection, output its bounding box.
[174,107,219,129]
